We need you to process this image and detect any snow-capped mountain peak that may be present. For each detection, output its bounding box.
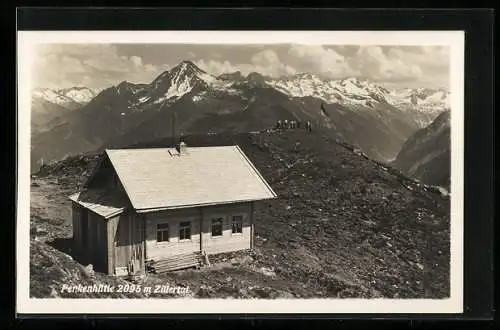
[266,73,449,115]
[166,60,217,85]
[133,61,237,108]
[158,61,216,100]
[333,77,389,98]
[33,86,99,107]
[58,86,99,104]
[33,88,76,106]
[267,74,390,107]
[387,88,450,112]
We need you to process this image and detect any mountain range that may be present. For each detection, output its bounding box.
[30,60,450,171]
[31,87,100,134]
[34,86,100,106]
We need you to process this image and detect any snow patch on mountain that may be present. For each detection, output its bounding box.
[59,87,99,104]
[138,95,151,103]
[387,88,450,113]
[267,74,449,114]
[165,72,193,100]
[197,70,217,85]
[267,75,390,107]
[192,94,204,103]
[211,79,239,93]
[33,88,76,106]
[33,87,99,107]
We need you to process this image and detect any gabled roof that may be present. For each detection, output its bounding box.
[69,188,128,219]
[104,145,277,212]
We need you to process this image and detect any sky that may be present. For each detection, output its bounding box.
[32,44,450,91]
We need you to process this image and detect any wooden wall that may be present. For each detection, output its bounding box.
[72,200,256,274]
[71,201,110,274]
[107,213,145,275]
[82,211,108,273]
[145,208,201,259]
[77,154,145,275]
[144,202,254,259]
[201,202,253,255]
[72,202,83,257]
[85,156,114,189]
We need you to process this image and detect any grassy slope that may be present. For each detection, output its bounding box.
[30,129,450,299]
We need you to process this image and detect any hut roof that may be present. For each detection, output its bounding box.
[101,145,277,213]
[69,188,128,219]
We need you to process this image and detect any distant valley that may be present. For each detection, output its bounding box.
[392,111,451,190]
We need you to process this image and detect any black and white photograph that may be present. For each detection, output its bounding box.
[17,30,464,314]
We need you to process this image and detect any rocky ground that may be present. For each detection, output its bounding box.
[29,129,450,299]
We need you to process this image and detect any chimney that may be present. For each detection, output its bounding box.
[176,140,188,155]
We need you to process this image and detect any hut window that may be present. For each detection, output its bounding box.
[179,221,191,240]
[231,215,243,234]
[156,223,169,242]
[211,218,223,237]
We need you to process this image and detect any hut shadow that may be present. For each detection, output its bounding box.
[47,237,77,260]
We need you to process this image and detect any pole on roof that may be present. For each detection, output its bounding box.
[158,95,177,147]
